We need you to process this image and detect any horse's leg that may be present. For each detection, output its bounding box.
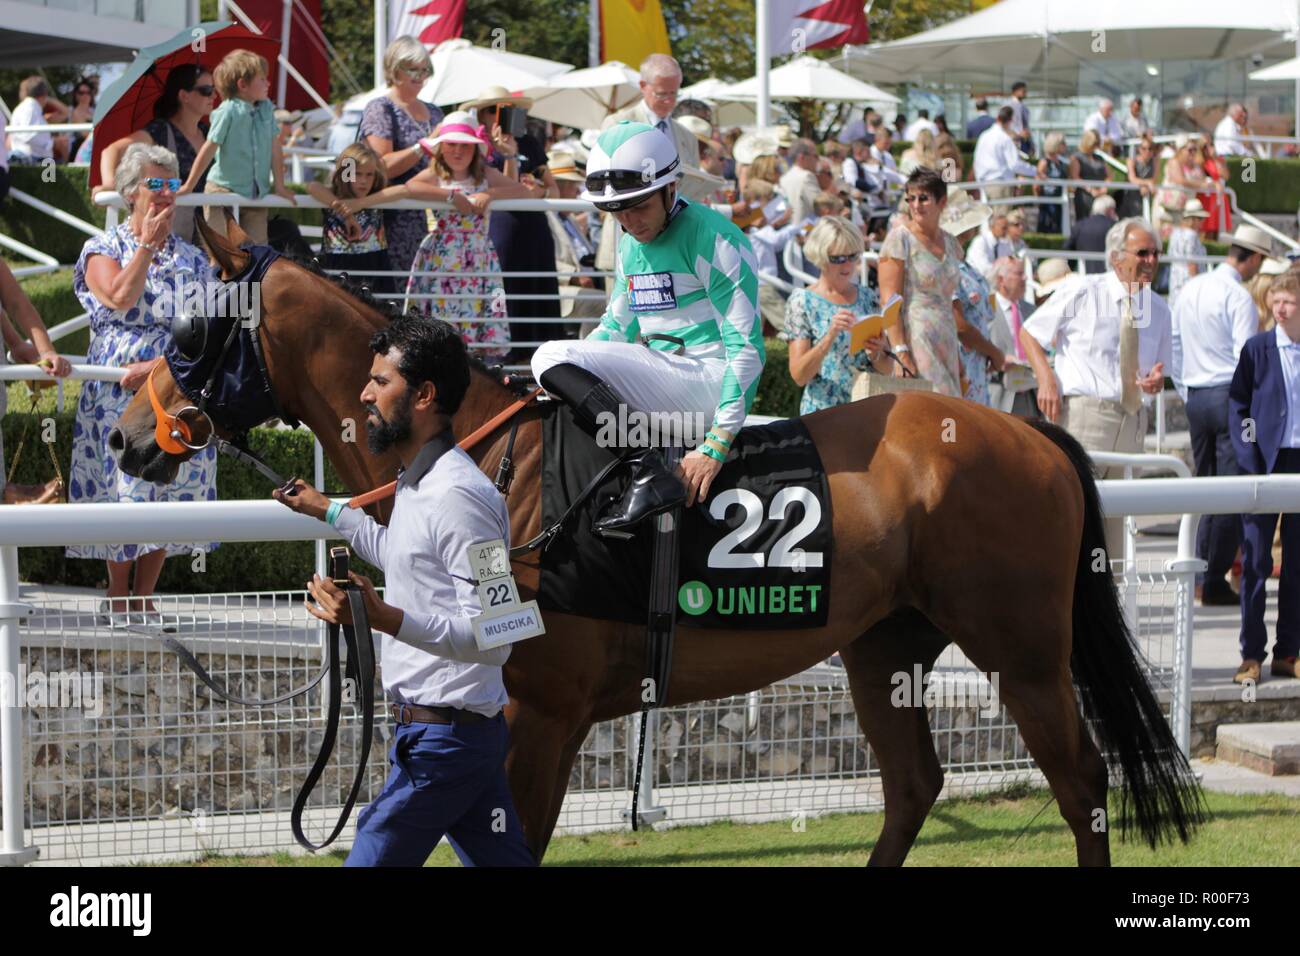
[986,665,1112,866]
[534,722,592,858]
[504,700,587,862]
[839,609,950,867]
[938,606,1112,867]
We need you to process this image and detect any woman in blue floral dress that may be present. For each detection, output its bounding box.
[69,144,217,627]
[940,193,1014,406]
[781,217,895,414]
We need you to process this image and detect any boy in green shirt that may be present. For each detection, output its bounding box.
[179,49,295,244]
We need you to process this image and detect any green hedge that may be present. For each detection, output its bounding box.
[751,338,799,419]
[0,166,323,265]
[1223,157,1300,214]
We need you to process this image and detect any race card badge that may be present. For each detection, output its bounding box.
[627,271,677,313]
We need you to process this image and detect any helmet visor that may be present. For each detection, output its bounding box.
[586,167,659,194]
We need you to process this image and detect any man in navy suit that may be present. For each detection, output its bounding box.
[1228,271,1300,683]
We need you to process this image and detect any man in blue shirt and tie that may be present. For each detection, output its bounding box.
[275,316,537,866]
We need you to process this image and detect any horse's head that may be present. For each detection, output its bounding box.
[111,214,254,483]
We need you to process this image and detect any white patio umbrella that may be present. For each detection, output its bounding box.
[1251,57,1300,82]
[522,61,642,130]
[679,77,758,127]
[424,38,574,108]
[719,55,900,105]
[339,41,574,114]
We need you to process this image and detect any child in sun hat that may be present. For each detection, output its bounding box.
[341,111,531,360]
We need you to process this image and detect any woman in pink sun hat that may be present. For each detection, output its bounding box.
[342,110,533,360]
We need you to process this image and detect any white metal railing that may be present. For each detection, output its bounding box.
[3,472,1300,863]
[3,124,93,135]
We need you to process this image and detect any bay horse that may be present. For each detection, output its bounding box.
[108,215,1204,866]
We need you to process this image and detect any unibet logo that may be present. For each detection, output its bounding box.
[678,580,712,615]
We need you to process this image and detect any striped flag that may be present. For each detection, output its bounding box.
[767,0,870,55]
[389,0,466,47]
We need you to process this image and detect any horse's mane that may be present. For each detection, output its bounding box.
[278,250,533,398]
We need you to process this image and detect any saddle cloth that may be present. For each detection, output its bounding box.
[538,404,833,629]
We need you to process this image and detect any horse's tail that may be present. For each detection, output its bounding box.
[1027,417,1207,847]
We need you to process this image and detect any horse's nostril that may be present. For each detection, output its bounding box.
[107,428,125,453]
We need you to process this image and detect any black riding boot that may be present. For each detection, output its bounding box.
[539,362,685,533]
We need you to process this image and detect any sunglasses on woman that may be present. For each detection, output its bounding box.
[188,84,215,96]
[144,177,182,192]
[402,68,431,81]
[827,253,858,265]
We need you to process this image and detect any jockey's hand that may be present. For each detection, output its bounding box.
[679,450,723,508]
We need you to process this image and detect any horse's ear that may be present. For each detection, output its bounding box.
[194,211,250,280]
[225,214,252,250]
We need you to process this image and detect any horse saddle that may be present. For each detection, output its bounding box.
[537,403,833,630]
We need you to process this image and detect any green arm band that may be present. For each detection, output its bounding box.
[326,501,344,526]
[699,444,728,463]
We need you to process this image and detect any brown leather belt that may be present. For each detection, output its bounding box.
[390,702,492,725]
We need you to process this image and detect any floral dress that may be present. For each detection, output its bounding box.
[955,260,997,406]
[405,176,510,360]
[779,284,879,414]
[880,225,963,397]
[358,96,443,275]
[67,224,218,562]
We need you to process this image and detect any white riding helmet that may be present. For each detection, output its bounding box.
[580,121,681,211]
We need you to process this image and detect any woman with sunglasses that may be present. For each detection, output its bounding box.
[782,216,893,414]
[95,64,216,244]
[71,143,218,629]
[876,167,967,398]
[530,122,764,532]
[359,36,444,276]
[68,78,96,160]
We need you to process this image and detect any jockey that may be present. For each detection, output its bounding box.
[531,122,764,533]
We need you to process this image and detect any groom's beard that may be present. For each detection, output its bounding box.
[365,389,414,455]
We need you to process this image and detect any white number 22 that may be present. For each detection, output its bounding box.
[706,487,824,569]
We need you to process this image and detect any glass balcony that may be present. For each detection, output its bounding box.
[15,0,189,30]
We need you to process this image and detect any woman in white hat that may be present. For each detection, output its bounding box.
[463,85,565,347]
[1166,197,1209,306]
[358,35,444,274]
[342,111,532,360]
[940,192,1012,406]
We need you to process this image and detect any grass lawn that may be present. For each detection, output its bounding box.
[174,787,1300,867]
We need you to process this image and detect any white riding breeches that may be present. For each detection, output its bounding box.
[532,339,725,446]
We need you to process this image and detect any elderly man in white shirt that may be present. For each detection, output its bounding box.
[779,138,822,226]
[974,106,1039,201]
[1020,217,1172,556]
[965,209,1011,278]
[1171,224,1268,603]
[987,256,1039,417]
[1213,103,1260,158]
[8,76,57,164]
[1083,98,1124,154]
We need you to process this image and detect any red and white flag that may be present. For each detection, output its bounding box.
[766,0,870,55]
[389,0,466,48]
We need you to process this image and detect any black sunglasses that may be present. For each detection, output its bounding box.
[594,192,655,213]
[189,84,215,96]
[827,253,858,265]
